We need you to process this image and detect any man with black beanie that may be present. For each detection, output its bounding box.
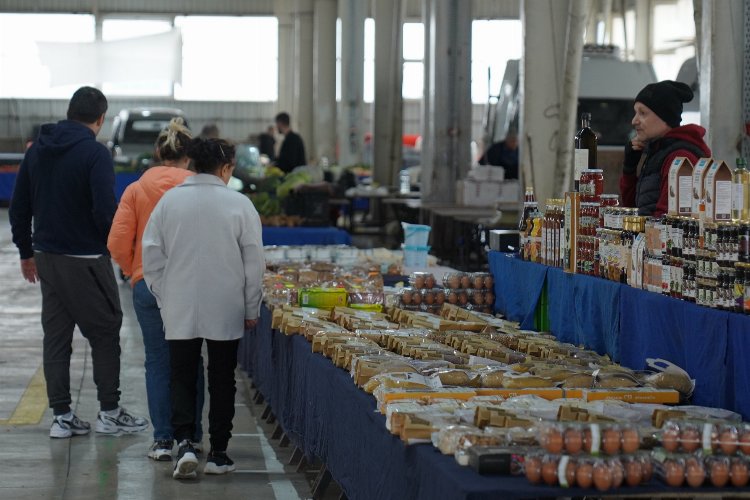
[620,80,711,216]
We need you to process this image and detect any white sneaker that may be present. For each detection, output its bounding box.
[95,407,149,434]
[173,440,199,479]
[50,413,91,439]
[147,440,174,461]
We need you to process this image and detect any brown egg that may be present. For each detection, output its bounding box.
[484,275,494,288]
[564,460,577,487]
[685,459,706,488]
[740,431,750,455]
[625,460,643,487]
[411,292,422,305]
[484,291,495,304]
[460,274,471,288]
[583,428,593,453]
[710,459,730,487]
[565,428,583,454]
[525,456,542,484]
[542,459,559,486]
[413,274,425,289]
[662,427,680,452]
[681,427,700,452]
[664,460,685,487]
[593,462,612,491]
[719,428,739,455]
[424,274,435,289]
[447,291,458,304]
[423,291,435,305]
[472,276,485,289]
[435,291,445,305]
[621,428,640,454]
[602,428,621,455]
[401,291,412,305]
[609,460,624,489]
[730,459,749,487]
[640,457,654,482]
[545,429,564,454]
[458,292,469,306]
[576,462,594,489]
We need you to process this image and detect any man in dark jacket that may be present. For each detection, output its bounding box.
[9,86,148,439]
[274,112,307,173]
[620,80,711,216]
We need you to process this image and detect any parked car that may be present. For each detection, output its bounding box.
[107,108,188,172]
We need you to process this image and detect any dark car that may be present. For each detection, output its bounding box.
[107,108,188,172]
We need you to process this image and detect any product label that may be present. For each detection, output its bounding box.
[679,176,692,213]
[734,183,745,217]
[574,149,588,182]
[715,180,733,220]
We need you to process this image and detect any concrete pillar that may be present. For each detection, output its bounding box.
[338,0,366,167]
[519,0,570,203]
[420,0,433,176]
[276,0,295,117]
[295,0,315,163]
[744,0,750,160]
[372,0,405,187]
[700,0,743,163]
[313,0,338,164]
[420,0,472,203]
[634,0,652,61]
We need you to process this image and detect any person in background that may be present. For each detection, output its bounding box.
[142,138,265,480]
[258,125,276,163]
[108,117,206,462]
[199,123,220,139]
[274,112,307,173]
[478,131,519,180]
[620,80,711,216]
[9,86,148,438]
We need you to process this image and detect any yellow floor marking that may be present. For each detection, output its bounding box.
[0,365,47,425]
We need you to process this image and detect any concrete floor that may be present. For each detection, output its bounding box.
[0,208,333,500]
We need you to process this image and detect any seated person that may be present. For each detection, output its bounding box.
[479,132,519,179]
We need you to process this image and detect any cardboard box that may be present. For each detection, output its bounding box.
[705,160,733,221]
[667,157,694,215]
[563,192,581,273]
[582,388,680,404]
[467,165,505,182]
[474,388,564,400]
[456,179,520,207]
[629,233,647,289]
[692,158,714,216]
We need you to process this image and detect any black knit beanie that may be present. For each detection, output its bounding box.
[634,80,694,128]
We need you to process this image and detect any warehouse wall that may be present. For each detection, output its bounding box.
[0,98,489,159]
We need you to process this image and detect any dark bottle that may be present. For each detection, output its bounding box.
[518,186,538,259]
[574,113,598,191]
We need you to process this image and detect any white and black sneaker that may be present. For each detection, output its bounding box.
[147,440,174,461]
[95,407,149,434]
[50,413,91,439]
[173,440,199,479]
[204,450,236,475]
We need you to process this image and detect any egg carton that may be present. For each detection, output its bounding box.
[659,419,750,455]
[524,452,653,490]
[536,421,641,456]
[652,451,749,488]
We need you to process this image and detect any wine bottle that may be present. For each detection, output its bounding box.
[574,113,598,191]
[518,186,538,258]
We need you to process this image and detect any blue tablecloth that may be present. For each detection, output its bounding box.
[239,306,747,499]
[261,226,351,246]
[1,171,141,202]
[489,251,750,419]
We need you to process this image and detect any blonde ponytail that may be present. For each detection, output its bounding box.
[155,117,193,161]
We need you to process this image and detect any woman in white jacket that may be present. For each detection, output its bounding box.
[142,138,264,479]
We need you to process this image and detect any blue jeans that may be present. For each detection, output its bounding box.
[133,279,204,442]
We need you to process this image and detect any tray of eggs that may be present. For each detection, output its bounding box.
[442,272,495,314]
[653,453,749,488]
[399,287,445,314]
[524,452,653,490]
[659,419,750,455]
[537,422,641,456]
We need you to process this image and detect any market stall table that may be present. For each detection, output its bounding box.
[239,306,750,499]
[489,251,750,420]
[261,226,351,246]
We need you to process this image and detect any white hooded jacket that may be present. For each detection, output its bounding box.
[142,174,264,341]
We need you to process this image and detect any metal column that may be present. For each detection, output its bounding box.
[633,0,652,62]
[420,0,472,204]
[700,0,743,163]
[295,0,315,163]
[519,0,571,203]
[744,0,750,160]
[372,0,405,188]
[313,0,338,164]
[276,0,295,117]
[338,0,366,167]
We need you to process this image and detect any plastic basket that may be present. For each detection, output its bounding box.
[403,244,431,268]
[402,222,431,247]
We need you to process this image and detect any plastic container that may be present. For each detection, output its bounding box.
[402,222,431,247]
[403,245,430,268]
[660,419,746,455]
[537,422,641,455]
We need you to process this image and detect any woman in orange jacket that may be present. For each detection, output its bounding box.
[108,118,205,461]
